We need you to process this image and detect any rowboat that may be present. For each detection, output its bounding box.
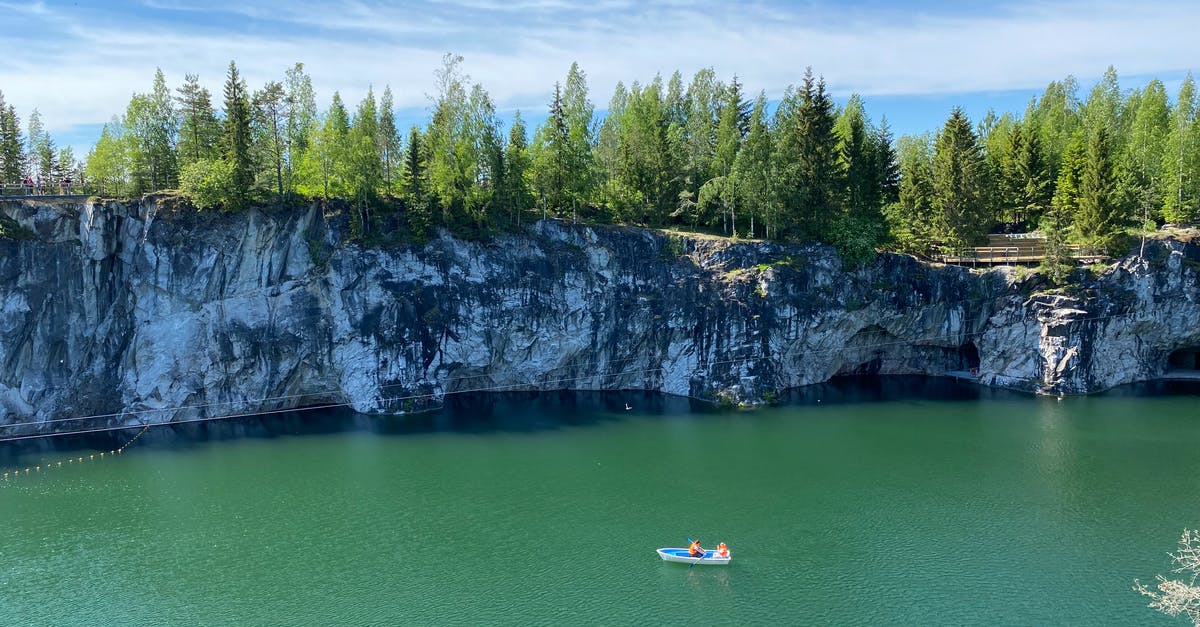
[656,547,731,565]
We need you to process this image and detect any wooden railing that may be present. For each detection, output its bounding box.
[0,182,99,197]
[941,236,1108,266]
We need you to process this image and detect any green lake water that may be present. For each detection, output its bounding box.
[1,377,1198,625]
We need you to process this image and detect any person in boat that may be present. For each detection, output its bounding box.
[688,539,705,557]
[715,542,729,558]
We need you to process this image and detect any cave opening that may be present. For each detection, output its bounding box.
[959,342,981,370]
[1167,348,1200,371]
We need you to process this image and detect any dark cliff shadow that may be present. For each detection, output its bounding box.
[3,376,1195,470]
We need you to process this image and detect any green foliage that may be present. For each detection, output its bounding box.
[122,69,179,193]
[85,121,130,196]
[1162,73,1200,224]
[176,73,220,168]
[886,133,936,254]
[253,80,288,202]
[932,107,991,250]
[222,61,255,210]
[1075,125,1127,252]
[773,69,842,241]
[378,87,401,197]
[178,158,233,210]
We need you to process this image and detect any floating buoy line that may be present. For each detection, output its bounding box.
[1,425,149,484]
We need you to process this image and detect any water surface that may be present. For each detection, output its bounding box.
[2,378,1198,625]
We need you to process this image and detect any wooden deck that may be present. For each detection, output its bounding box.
[940,234,1108,267]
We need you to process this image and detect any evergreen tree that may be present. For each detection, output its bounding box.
[773,68,841,240]
[253,80,288,201]
[175,74,220,167]
[0,97,25,184]
[1076,126,1126,252]
[730,92,773,237]
[27,109,57,183]
[831,94,887,262]
[378,86,401,196]
[26,108,52,181]
[402,126,429,237]
[562,62,597,214]
[835,94,874,215]
[501,112,533,226]
[885,133,936,254]
[532,82,570,213]
[1010,124,1053,226]
[932,107,990,250]
[1041,195,1075,284]
[222,61,254,209]
[681,69,721,202]
[875,117,900,206]
[1052,131,1086,221]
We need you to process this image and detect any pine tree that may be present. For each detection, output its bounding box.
[562,62,596,213]
[378,87,401,196]
[402,126,429,238]
[27,109,57,184]
[222,60,254,209]
[875,117,900,206]
[1010,124,1053,226]
[532,82,569,212]
[176,73,220,167]
[932,107,990,250]
[681,69,720,202]
[502,112,533,226]
[885,133,936,254]
[0,96,26,184]
[1076,126,1125,252]
[253,81,288,202]
[731,92,773,237]
[774,69,842,240]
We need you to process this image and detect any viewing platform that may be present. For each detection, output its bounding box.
[940,233,1108,267]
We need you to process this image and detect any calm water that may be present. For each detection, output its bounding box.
[1,377,1198,625]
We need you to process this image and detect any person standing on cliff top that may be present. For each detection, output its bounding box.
[35,175,42,195]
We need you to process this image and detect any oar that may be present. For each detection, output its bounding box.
[687,537,706,569]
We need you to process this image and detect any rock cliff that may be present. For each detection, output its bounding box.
[2,197,1198,433]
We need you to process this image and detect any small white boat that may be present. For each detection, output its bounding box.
[656,547,731,565]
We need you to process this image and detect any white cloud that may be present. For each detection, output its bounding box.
[0,0,1196,149]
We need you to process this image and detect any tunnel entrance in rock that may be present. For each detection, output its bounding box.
[1167,348,1200,371]
[959,342,980,370]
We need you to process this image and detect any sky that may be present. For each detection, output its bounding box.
[0,0,1198,158]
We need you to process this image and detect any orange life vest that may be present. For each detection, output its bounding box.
[689,541,702,556]
[716,542,729,557]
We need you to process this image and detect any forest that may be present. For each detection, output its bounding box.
[1,57,1198,270]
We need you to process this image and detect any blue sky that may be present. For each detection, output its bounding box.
[0,0,1197,157]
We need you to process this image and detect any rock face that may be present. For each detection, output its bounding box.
[2,197,1198,433]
